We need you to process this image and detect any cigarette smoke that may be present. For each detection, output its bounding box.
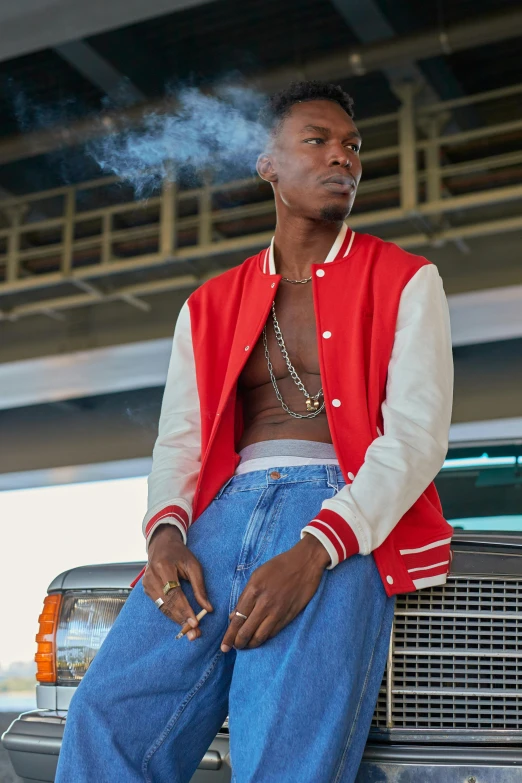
[6,77,270,197]
[88,84,269,196]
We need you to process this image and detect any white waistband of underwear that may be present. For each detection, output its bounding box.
[235,439,339,475]
[235,455,340,475]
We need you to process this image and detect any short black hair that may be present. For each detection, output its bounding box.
[259,80,355,136]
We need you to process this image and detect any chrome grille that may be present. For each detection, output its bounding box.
[372,577,522,731]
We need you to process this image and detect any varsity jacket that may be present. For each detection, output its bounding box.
[133,224,454,597]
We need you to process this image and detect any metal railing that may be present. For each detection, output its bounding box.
[1,82,521,321]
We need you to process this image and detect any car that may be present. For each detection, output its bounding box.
[3,441,522,782]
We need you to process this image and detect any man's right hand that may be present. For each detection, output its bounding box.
[143,524,213,640]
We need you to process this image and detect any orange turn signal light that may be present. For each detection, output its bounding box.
[35,594,62,683]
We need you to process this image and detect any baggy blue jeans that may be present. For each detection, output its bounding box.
[56,465,395,783]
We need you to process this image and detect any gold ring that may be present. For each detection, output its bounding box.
[163,580,181,595]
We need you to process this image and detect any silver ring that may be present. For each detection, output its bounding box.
[155,597,165,609]
[235,611,248,620]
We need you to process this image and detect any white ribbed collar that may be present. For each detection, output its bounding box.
[264,223,355,275]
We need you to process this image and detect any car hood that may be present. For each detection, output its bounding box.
[47,531,522,591]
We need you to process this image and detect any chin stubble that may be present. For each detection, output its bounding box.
[319,203,351,222]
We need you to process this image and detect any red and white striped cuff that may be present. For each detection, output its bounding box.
[301,508,360,569]
[399,537,452,590]
[144,504,190,549]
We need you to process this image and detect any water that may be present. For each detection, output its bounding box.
[0,692,36,713]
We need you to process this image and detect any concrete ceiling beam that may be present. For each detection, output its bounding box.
[0,0,219,64]
[1,283,522,410]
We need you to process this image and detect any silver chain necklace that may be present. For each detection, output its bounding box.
[263,301,325,419]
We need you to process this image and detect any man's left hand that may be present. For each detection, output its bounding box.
[220,533,330,652]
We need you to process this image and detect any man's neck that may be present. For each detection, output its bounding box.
[273,217,344,278]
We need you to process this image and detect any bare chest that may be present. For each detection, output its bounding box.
[239,283,320,391]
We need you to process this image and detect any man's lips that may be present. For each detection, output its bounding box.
[322,175,356,193]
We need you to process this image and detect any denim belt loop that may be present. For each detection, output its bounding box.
[326,464,339,492]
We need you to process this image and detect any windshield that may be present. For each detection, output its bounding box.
[435,444,522,532]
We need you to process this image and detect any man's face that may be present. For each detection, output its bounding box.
[259,99,363,222]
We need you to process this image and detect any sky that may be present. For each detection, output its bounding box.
[0,476,148,669]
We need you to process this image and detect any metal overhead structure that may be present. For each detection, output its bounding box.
[54,41,146,107]
[0,79,521,321]
[330,0,474,255]
[0,2,521,481]
[330,0,459,103]
[0,7,520,167]
[0,7,520,326]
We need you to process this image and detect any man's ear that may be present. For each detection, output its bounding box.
[256,153,277,183]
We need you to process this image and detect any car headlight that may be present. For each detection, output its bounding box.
[55,591,128,685]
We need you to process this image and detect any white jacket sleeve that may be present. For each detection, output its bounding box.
[302,264,454,568]
[142,300,201,547]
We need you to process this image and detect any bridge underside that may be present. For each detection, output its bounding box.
[1,2,521,486]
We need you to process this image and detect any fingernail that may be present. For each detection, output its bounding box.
[221,644,231,653]
[187,618,197,628]
[188,630,196,640]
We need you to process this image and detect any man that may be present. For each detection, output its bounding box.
[56,81,453,782]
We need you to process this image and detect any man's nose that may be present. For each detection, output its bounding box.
[330,155,352,168]
[330,145,352,167]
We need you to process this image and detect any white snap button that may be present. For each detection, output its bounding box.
[316,269,325,277]
[348,472,355,480]
[244,346,250,351]
[386,575,394,585]
[322,331,332,339]
[332,399,341,407]
[271,282,275,288]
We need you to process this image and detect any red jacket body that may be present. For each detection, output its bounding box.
[136,230,454,597]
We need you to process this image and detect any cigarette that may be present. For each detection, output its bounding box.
[176,609,208,639]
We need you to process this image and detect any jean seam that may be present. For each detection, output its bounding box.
[236,486,285,572]
[221,485,267,495]
[227,489,286,614]
[223,477,336,495]
[332,601,388,783]
[227,489,269,613]
[231,486,269,574]
[141,650,224,782]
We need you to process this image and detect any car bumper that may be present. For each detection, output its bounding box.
[3,711,522,783]
[1,711,232,783]
[357,742,522,781]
